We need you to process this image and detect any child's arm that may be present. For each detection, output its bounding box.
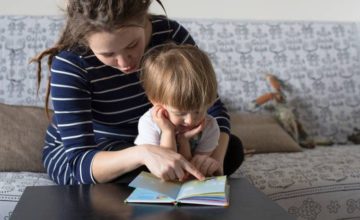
[151,105,177,152]
[190,116,221,176]
[191,152,220,176]
[176,119,206,161]
[176,136,192,161]
[160,130,177,152]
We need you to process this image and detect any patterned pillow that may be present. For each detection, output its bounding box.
[230,112,302,154]
[0,103,50,172]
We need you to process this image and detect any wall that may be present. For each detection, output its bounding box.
[1,0,360,21]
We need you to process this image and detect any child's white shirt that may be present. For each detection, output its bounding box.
[134,107,220,153]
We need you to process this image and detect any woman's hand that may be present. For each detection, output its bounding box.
[141,145,205,181]
[151,105,174,133]
[191,154,221,177]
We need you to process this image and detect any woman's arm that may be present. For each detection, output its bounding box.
[92,144,205,183]
[210,132,230,175]
[91,145,144,183]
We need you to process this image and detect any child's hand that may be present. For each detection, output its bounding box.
[177,119,205,140]
[190,154,221,177]
[151,105,175,133]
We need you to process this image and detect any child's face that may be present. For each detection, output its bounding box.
[164,105,207,133]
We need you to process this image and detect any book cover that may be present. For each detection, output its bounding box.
[125,171,229,206]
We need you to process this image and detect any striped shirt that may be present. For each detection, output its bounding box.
[43,15,230,185]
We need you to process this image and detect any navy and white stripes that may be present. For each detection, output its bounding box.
[42,15,230,185]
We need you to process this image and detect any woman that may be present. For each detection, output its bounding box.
[33,0,244,185]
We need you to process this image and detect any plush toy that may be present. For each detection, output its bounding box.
[348,128,360,144]
[250,74,316,148]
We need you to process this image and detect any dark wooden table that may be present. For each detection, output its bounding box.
[10,178,295,220]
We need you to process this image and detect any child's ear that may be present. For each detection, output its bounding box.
[149,100,166,109]
[150,101,169,119]
[162,109,169,119]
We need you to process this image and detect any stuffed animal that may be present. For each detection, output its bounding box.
[250,74,315,148]
[348,128,360,144]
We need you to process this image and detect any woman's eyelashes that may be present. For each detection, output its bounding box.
[126,39,139,49]
[101,53,114,58]
[127,42,138,49]
[97,41,138,58]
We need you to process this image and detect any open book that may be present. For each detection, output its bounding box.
[125,171,229,206]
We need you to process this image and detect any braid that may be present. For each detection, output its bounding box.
[31,23,72,119]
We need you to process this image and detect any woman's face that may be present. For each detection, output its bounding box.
[87,24,150,74]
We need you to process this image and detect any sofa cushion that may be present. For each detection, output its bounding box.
[0,103,50,172]
[230,112,302,154]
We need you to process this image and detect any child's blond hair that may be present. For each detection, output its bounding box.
[141,44,218,111]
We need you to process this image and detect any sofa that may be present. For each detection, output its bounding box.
[1,15,360,220]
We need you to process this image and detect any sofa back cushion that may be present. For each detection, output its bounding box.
[0,103,50,172]
[230,113,303,153]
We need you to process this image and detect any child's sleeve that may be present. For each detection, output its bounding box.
[134,111,161,146]
[194,116,220,153]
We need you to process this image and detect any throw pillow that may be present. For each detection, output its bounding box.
[0,103,51,172]
[230,112,302,154]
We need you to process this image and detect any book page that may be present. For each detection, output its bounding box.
[125,187,175,203]
[177,176,227,200]
[129,171,182,199]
